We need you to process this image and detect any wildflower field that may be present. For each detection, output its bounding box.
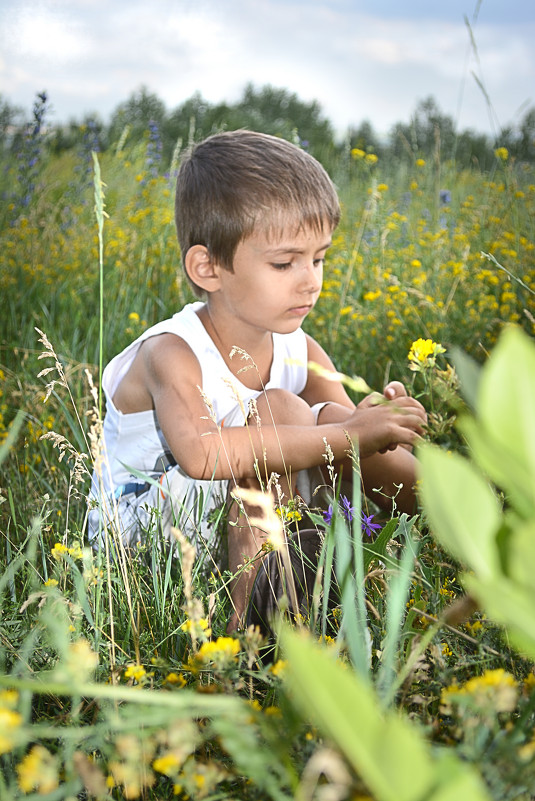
[1,100,535,801]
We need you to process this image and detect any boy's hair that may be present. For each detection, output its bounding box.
[175,130,340,298]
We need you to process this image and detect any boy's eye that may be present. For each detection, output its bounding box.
[313,258,325,268]
[271,262,292,271]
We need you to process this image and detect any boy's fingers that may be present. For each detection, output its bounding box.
[383,380,407,400]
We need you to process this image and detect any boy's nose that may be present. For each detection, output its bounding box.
[299,261,322,293]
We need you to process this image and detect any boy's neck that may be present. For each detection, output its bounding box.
[197,303,274,389]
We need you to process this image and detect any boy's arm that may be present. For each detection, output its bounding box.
[302,335,423,514]
[300,334,357,409]
[145,334,426,483]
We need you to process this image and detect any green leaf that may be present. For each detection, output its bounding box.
[281,628,491,801]
[417,445,501,578]
[450,346,481,410]
[282,628,434,801]
[466,326,535,517]
[464,573,535,660]
[507,517,535,590]
[362,516,399,572]
[426,755,492,801]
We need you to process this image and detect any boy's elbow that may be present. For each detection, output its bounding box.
[176,447,227,482]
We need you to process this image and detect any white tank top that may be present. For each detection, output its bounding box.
[93,302,309,495]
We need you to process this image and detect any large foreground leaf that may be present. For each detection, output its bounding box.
[417,445,501,578]
[282,628,490,801]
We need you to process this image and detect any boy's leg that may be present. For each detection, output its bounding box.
[316,402,419,514]
[227,389,316,631]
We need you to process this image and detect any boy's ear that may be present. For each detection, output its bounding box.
[184,245,222,293]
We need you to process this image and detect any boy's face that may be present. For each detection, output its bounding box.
[214,224,332,336]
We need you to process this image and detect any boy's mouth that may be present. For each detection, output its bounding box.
[288,304,313,316]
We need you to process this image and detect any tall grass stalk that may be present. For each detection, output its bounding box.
[92,151,106,420]
[375,515,420,706]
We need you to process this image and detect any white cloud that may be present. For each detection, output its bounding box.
[6,5,89,62]
[0,0,533,136]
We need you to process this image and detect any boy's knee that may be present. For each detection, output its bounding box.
[252,389,315,427]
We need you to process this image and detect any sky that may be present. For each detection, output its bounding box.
[1,0,534,140]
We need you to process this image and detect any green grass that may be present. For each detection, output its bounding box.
[0,134,535,800]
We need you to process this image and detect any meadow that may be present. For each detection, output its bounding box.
[1,114,535,801]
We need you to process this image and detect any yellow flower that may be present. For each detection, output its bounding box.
[164,672,187,687]
[365,153,378,165]
[408,338,446,371]
[65,638,99,680]
[351,147,366,160]
[269,659,287,678]
[415,158,426,167]
[0,707,23,755]
[51,542,83,560]
[443,668,518,714]
[196,636,240,668]
[17,745,59,794]
[363,289,381,302]
[44,578,58,587]
[524,673,535,691]
[494,147,509,161]
[153,753,181,776]
[128,312,140,322]
[124,664,147,683]
[180,617,211,639]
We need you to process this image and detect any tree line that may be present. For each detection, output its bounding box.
[2,84,534,174]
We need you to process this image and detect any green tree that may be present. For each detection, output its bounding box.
[0,94,24,154]
[389,96,457,162]
[108,86,167,147]
[348,119,383,157]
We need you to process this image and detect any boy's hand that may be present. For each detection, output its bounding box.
[348,389,427,456]
[383,380,408,401]
[380,381,424,452]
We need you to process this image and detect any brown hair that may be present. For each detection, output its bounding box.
[175,130,340,297]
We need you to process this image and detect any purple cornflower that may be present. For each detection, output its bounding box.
[13,90,49,214]
[340,495,355,522]
[361,512,382,538]
[145,118,162,179]
[322,504,334,525]
[323,498,382,538]
[322,495,356,525]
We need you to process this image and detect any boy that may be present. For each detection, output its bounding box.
[89,130,426,630]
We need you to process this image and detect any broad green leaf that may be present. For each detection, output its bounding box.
[282,628,435,801]
[417,445,501,578]
[507,518,535,591]
[464,574,535,660]
[468,326,535,517]
[478,327,535,468]
[426,755,491,801]
[461,416,535,520]
[450,346,481,411]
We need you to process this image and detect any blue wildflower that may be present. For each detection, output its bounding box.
[340,495,355,522]
[361,512,381,538]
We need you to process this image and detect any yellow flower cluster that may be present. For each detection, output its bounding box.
[442,668,518,713]
[351,148,379,165]
[313,168,534,389]
[196,636,240,665]
[124,664,147,683]
[51,541,84,560]
[17,745,59,794]
[0,690,22,755]
[408,338,446,370]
